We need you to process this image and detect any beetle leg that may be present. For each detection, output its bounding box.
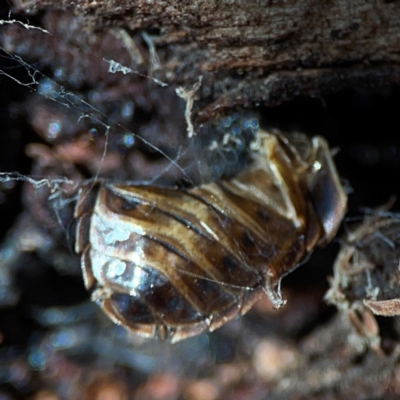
[251,131,346,308]
[249,131,309,227]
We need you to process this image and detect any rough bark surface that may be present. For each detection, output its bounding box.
[9,0,400,121]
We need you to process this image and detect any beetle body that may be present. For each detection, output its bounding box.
[75,130,347,342]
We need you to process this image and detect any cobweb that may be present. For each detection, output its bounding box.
[0,8,372,399]
[0,21,257,187]
[0,24,258,233]
[0,46,188,187]
[0,9,263,309]
[0,13,264,385]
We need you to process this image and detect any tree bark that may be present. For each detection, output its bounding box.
[9,0,400,121]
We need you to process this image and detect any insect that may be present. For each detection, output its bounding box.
[74,129,347,342]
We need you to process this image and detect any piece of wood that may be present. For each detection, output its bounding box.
[9,0,400,120]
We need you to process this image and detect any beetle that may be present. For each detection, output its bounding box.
[74,129,347,342]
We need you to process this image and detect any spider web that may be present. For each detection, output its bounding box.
[0,11,265,307]
[0,11,316,386]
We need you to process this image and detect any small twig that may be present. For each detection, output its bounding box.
[175,77,203,138]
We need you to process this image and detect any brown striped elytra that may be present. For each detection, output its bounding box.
[74,129,347,342]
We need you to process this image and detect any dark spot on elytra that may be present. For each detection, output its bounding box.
[193,277,236,312]
[220,253,259,288]
[256,207,271,223]
[118,197,140,211]
[222,254,240,273]
[111,293,155,324]
[105,188,141,213]
[145,284,203,324]
[241,230,255,249]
